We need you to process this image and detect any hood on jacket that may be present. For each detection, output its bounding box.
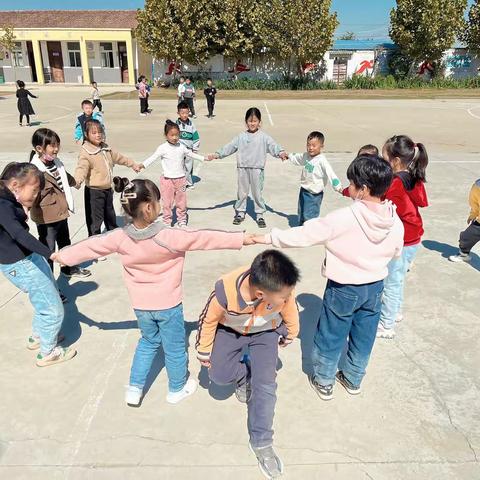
[350,200,397,244]
[395,172,429,208]
[123,219,167,241]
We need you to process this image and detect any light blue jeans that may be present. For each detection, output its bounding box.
[129,304,187,393]
[379,244,420,330]
[0,253,64,355]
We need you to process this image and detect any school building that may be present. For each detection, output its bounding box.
[0,10,152,85]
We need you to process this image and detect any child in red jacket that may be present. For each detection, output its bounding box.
[377,135,429,338]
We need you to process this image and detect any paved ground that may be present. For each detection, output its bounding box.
[0,85,479,479]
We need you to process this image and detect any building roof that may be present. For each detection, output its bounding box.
[0,10,137,30]
[332,40,396,51]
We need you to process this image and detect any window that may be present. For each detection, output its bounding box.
[100,42,114,68]
[67,42,82,68]
[12,42,24,67]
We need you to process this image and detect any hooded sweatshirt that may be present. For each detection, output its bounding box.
[268,200,404,285]
[56,222,244,310]
[384,172,428,246]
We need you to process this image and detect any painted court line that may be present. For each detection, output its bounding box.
[263,102,274,126]
[467,106,480,120]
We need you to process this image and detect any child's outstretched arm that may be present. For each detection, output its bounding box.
[320,157,343,192]
[74,118,83,143]
[265,134,287,160]
[209,135,240,161]
[73,155,90,187]
[287,152,308,166]
[111,149,143,173]
[53,229,122,266]
[196,293,225,367]
[279,293,300,346]
[140,145,163,170]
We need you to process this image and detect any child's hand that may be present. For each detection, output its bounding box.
[132,163,144,173]
[243,233,256,246]
[206,154,217,162]
[199,358,211,368]
[252,234,270,245]
[279,151,288,161]
[279,337,293,348]
[50,252,65,265]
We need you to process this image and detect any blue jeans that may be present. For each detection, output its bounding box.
[311,279,384,388]
[380,244,420,330]
[298,188,323,226]
[0,253,64,355]
[130,304,187,393]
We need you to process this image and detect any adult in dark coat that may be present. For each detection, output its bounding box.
[16,80,37,126]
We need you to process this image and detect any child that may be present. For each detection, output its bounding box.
[137,75,150,116]
[449,179,480,263]
[182,77,196,118]
[177,76,185,105]
[16,80,37,127]
[196,250,300,479]
[377,135,429,339]
[204,78,217,118]
[286,131,342,226]
[74,99,104,144]
[53,177,250,406]
[208,107,288,228]
[140,120,205,227]
[253,155,404,400]
[91,82,103,112]
[74,119,142,236]
[176,101,200,188]
[29,129,90,300]
[357,144,379,156]
[0,162,76,366]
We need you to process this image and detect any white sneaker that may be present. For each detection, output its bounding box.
[376,324,395,339]
[177,222,188,228]
[166,378,198,404]
[97,256,107,262]
[449,253,471,263]
[125,385,143,406]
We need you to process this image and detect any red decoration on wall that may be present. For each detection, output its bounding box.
[228,60,251,74]
[303,62,316,74]
[165,61,182,76]
[354,60,375,75]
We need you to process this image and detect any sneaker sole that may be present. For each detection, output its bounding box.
[308,376,334,401]
[62,272,92,279]
[335,376,361,395]
[36,349,77,367]
[27,334,65,351]
[166,379,198,405]
[248,443,284,479]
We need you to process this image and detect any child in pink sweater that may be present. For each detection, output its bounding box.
[53,177,251,406]
[254,155,404,400]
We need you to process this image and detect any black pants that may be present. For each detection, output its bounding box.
[37,219,72,275]
[93,99,103,112]
[206,97,215,116]
[459,220,480,253]
[140,97,149,114]
[19,114,30,125]
[84,186,118,236]
[185,97,195,116]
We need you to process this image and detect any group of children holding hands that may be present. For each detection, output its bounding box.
[3,95,476,479]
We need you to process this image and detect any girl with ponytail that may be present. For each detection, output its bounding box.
[378,135,429,339]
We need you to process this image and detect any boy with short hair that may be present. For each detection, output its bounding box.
[74,100,104,144]
[357,144,379,157]
[449,178,480,263]
[182,77,196,118]
[204,78,217,118]
[196,250,300,479]
[176,101,200,188]
[254,155,404,401]
[285,131,342,226]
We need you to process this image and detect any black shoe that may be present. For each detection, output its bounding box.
[309,374,334,401]
[335,371,361,395]
[235,359,252,403]
[62,266,92,279]
[256,217,266,228]
[233,214,245,225]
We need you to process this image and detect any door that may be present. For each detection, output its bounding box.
[26,41,38,82]
[118,42,129,83]
[333,58,348,84]
[47,41,64,83]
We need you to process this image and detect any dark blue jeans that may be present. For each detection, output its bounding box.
[311,279,384,388]
[298,188,323,226]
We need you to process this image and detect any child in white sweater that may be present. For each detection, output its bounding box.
[140,120,205,227]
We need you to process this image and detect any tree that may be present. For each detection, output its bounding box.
[389,0,467,75]
[338,31,356,40]
[0,25,16,82]
[135,0,218,67]
[462,0,480,52]
[255,0,338,77]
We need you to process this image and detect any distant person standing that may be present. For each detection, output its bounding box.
[91,82,103,112]
[177,76,185,105]
[16,80,37,127]
[204,78,217,118]
[183,77,196,118]
[137,75,150,116]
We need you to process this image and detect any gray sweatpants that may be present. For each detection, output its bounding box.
[235,167,266,216]
[459,220,480,253]
[208,324,287,448]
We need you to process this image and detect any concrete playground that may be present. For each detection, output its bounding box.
[0,85,479,479]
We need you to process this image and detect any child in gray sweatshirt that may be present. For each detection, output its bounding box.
[208,107,287,228]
